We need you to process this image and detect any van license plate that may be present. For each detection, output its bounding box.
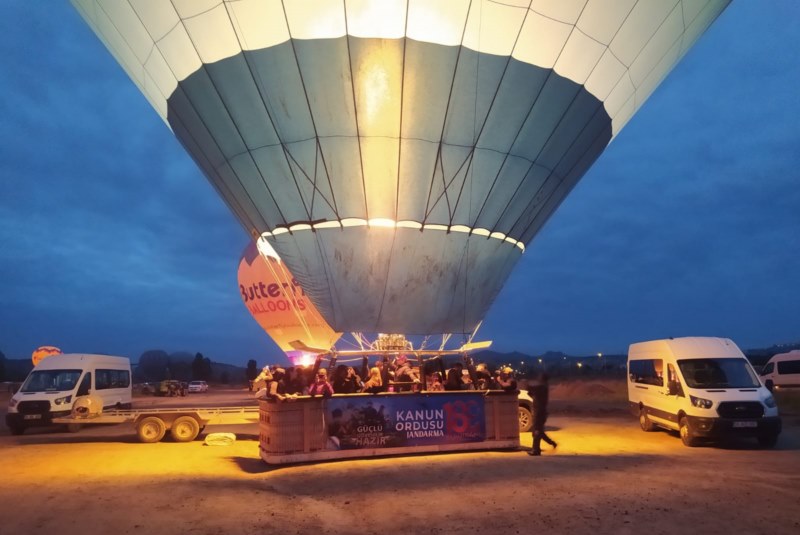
[733,421,757,428]
[23,414,42,420]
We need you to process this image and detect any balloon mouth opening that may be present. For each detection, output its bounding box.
[286,350,317,367]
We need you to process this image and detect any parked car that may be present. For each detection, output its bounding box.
[188,381,209,393]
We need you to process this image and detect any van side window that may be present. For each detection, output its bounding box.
[77,373,92,397]
[96,369,131,390]
[761,362,774,375]
[629,359,664,386]
[777,360,800,375]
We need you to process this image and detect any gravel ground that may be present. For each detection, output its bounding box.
[2,388,799,535]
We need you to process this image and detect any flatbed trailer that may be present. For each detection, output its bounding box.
[53,406,259,443]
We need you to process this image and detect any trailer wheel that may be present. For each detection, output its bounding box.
[518,406,533,433]
[679,417,698,447]
[639,408,655,432]
[170,416,200,442]
[137,416,167,443]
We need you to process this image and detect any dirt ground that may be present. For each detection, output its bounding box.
[2,384,799,535]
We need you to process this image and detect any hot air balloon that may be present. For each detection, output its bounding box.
[72,0,730,336]
[32,346,62,367]
[238,238,341,364]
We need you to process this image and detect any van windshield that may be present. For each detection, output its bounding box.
[20,369,82,393]
[677,358,759,389]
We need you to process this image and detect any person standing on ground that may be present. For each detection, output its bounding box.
[528,372,557,456]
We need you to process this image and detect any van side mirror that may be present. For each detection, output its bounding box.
[667,380,680,396]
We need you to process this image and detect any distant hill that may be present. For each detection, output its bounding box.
[2,340,798,383]
[744,342,800,366]
[472,349,627,377]
[2,358,33,382]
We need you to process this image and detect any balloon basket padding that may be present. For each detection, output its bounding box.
[259,392,520,465]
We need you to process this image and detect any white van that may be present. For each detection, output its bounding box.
[759,349,800,390]
[6,354,132,435]
[627,337,781,447]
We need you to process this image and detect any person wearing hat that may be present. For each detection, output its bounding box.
[308,367,334,397]
[496,366,518,393]
[258,366,293,401]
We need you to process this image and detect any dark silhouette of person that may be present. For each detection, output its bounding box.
[528,372,557,456]
[444,363,464,391]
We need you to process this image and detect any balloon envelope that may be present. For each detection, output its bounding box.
[32,346,62,367]
[73,0,731,334]
[238,240,341,362]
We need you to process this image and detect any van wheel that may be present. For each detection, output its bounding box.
[8,425,25,436]
[679,417,698,447]
[170,416,200,442]
[639,408,655,432]
[757,433,779,448]
[137,416,167,443]
[65,423,82,433]
[518,406,533,433]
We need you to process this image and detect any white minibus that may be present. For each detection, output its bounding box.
[628,337,781,447]
[759,350,800,390]
[6,354,132,435]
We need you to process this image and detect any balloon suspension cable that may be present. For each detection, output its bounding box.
[351,332,366,351]
[467,321,483,345]
[420,335,431,351]
[439,333,452,351]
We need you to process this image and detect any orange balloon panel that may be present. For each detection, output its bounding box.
[238,241,340,356]
[32,346,62,367]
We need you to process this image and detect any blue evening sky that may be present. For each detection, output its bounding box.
[1,2,798,365]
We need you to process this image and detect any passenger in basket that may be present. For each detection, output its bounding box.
[444,363,465,391]
[474,363,495,390]
[528,372,557,456]
[256,367,293,401]
[461,369,476,390]
[496,366,518,393]
[361,367,383,393]
[284,366,305,395]
[427,371,445,392]
[333,365,363,394]
[393,354,420,392]
[308,368,335,397]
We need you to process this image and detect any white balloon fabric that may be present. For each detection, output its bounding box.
[72,0,730,334]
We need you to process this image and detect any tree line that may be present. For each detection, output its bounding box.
[0,349,248,384]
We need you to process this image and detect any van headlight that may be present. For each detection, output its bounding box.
[54,395,72,406]
[764,395,777,408]
[690,395,713,409]
[8,397,18,409]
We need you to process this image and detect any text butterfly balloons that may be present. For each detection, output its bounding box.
[238,239,340,362]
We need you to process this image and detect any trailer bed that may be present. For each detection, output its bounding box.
[53,406,259,442]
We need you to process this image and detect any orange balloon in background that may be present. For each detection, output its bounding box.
[32,346,62,366]
[238,240,341,365]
